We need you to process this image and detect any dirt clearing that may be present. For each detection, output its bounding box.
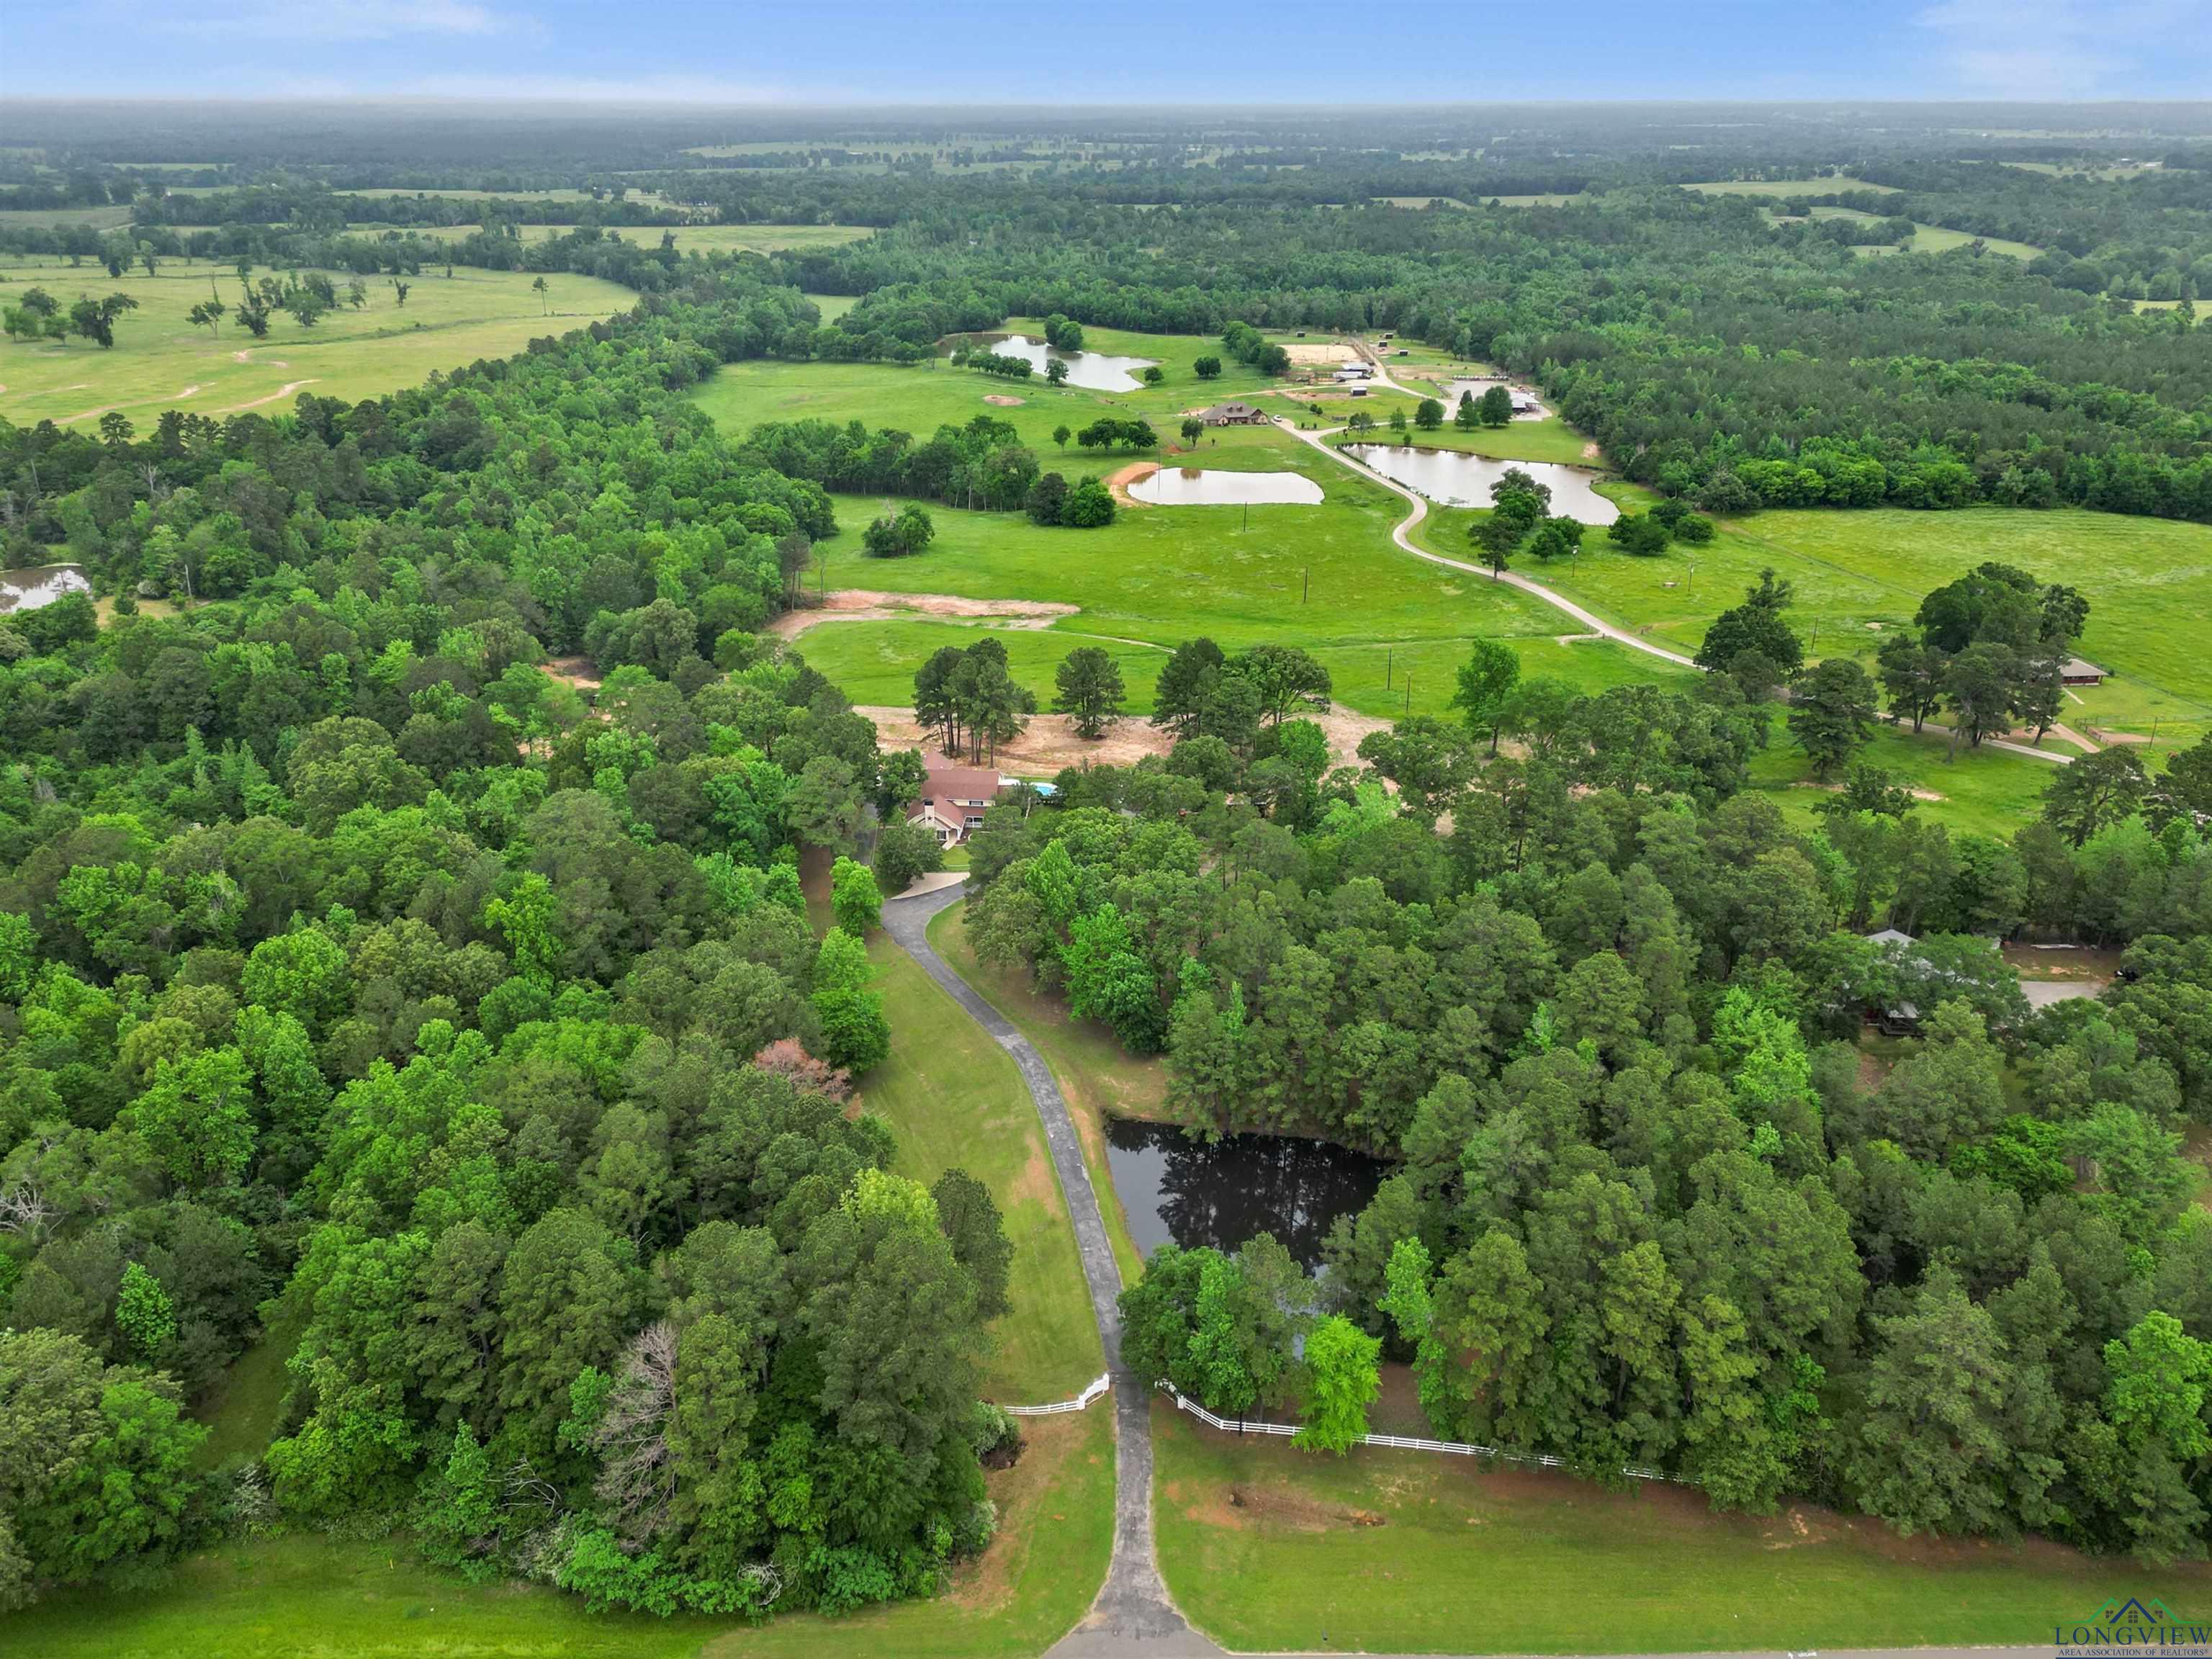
[860,701,1388,775]
[771,590,1079,640]
[1105,461,1158,508]
[1281,341,1359,365]
[983,393,1025,406]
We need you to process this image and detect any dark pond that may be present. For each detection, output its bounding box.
[941,331,1157,392]
[1346,444,1619,525]
[1104,1118,1386,1271]
[0,564,91,615]
[1128,467,1324,505]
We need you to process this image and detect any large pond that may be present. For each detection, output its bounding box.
[0,564,91,615]
[1346,444,1619,525]
[1105,1118,1387,1272]
[1128,467,1324,506]
[942,331,1157,392]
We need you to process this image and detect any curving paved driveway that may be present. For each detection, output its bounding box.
[880,882,1221,1658]
[1280,419,1700,670]
[1282,420,2072,768]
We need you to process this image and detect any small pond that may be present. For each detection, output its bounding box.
[1346,444,1619,525]
[0,565,91,615]
[1105,1118,1387,1272]
[1128,467,1324,506]
[943,331,1158,392]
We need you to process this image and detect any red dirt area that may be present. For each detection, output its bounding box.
[769,590,1078,640]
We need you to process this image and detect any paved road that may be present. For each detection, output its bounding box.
[880,882,1222,1658]
[1280,419,1701,670]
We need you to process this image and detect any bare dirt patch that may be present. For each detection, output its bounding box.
[543,654,603,693]
[983,393,1025,406]
[1105,460,1158,508]
[217,378,319,413]
[2002,943,2123,982]
[1282,341,1359,366]
[771,589,1079,641]
[862,701,1386,776]
[860,706,1174,773]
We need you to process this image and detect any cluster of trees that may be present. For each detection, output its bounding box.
[1447,385,1515,430]
[1865,563,2092,752]
[963,629,2212,1556]
[1040,313,1084,351]
[913,638,1036,765]
[1022,471,1115,528]
[1467,469,1585,571]
[1218,320,1291,377]
[1606,498,1714,556]
[1,287,138,349]
[950,347,1033,380]
[742,415,1040,513]
[1147,638,1334,766]
[0,279,1034,1619]
[1071,418,1156,453]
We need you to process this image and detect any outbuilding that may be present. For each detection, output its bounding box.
[2061,657,2107,687]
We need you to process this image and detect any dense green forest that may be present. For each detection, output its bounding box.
[963,632,2212,1560]
[6,102,2212,1629]
[14,107,2210,526]
[0,274,1025,1617]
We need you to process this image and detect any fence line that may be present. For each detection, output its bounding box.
[1157,1383,1687,1485]
[1004,1372,1112,1417]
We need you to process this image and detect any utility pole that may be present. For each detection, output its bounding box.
[1302,566,1309,603]
[1404,676,1412,716]
[1385,646,1392,689]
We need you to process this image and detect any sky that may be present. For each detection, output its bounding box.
[4,0,2211,104]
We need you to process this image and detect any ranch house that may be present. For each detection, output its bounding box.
[1196,401,1269,426]
[906,757,1004,846]
[2061,657,2107,687]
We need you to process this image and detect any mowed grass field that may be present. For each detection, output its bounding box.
[7,1403,1112,1659]
[1414,501,2212,750]
[860,937,1103,1403]
[696,327,1663,717]
[1,255,635,426]
[1154,1405,2212,1655]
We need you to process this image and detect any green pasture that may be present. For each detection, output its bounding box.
[1153,1404,2212,1655]
[1683,177,1899,197]
[696,340,1629,716]
[1808,207,2043,260]
[1414,502,2212,747]
[1751,724,2064,842]
[862,937,1103,1403]
[6,1403,1112,1659]
[1,256,635,427]
[695,316,1293,451]
[0,204,135,229]
[797,621,1168,711]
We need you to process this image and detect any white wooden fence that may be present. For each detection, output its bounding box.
[1158,1382,1686,1485]
[1004,1372,1111,1417]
